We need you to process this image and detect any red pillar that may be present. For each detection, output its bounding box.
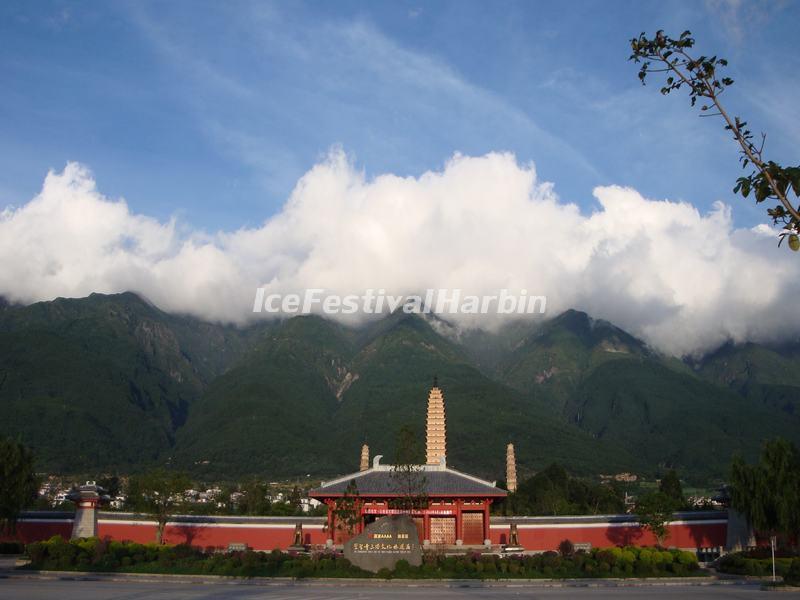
[455,500,463,543]
[482,500,491,544]
[326,500,335,543]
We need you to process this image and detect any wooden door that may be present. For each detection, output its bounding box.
[462,512,484,545]
[430,516,456,545]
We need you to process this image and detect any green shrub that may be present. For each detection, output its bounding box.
[377,567,392,579]
[596,549,616,566]
[558,539,575,557]
[785,558,800,586]
[20,538,709,580]
[717,553,794,578]
[25,541,46,564]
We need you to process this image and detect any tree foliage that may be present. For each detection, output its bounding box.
[332,479,361,536]
[730,438,800,545]
[636,491,678,546]
[0,437,38,534]
[126,469,192,544]
[659,470,684,506]
[630,30,800,250]
[389,424,428,512]
[504,463,625,516]
[238,479,271,516]
[96,476,120,499]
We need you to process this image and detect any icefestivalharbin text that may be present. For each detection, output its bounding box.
[252,288,547,316]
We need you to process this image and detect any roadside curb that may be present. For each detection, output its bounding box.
[0,568,763,588]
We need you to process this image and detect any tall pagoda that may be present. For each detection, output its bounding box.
[426,379,447,465]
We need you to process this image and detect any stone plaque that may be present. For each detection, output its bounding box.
[343,515,422,573]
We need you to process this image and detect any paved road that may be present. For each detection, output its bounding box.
[0,578,797,600]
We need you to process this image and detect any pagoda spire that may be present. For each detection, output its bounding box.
[506,443,518,492]
[426,380,446,465]
[360,444,370,471]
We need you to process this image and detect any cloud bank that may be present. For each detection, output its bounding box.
[1,152,798,357]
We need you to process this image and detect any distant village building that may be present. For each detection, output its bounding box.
[600,472,639,484]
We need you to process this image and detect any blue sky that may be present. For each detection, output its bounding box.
[1,0,798,231]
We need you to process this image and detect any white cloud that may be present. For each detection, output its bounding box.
[2,153,798,357]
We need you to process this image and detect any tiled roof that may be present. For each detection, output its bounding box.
[309,463,507,498]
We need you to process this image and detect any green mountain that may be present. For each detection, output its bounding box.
[2,292,799,482]
[173,315,356,478]
[174,310,640,480]
[495,310,653,417]
[0,293,263,471]
[572,359,800,478]
[694,342,800,417]
[477,311,800,480]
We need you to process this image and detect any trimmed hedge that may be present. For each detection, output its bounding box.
[24,536,702,579]
[718,552,800,582]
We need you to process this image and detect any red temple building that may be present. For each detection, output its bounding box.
[309,456,506,546]
[310,382,507,546]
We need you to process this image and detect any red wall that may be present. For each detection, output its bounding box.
[8,513,727,552]
[490,521,727,550]
[0,520,72,544]
[97,521,327,551]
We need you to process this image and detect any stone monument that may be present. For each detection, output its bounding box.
[343,515,422,573]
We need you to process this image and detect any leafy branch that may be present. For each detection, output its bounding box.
[630,30,800,250]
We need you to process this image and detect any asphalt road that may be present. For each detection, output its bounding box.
[0,578,797,600]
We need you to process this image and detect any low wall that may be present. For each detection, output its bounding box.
[6,510,728,552]
[97,513,327,551]
[491,512,728,551]
[2,512,73,544]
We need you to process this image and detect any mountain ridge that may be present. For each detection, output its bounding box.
[1,292,798,482]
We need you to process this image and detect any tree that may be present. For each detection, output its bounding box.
[659,470,684,506]
[636,491,678,546]
[506,463,625,516]
[287,485,303,512]
[0,438,38,535]
[331,479,362,537]
[126,469,192,544]
[630,30,800,250]
[239,479,271,516]
[97,475,120,499]
[389,424,428,512]
[730,438,800,547]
